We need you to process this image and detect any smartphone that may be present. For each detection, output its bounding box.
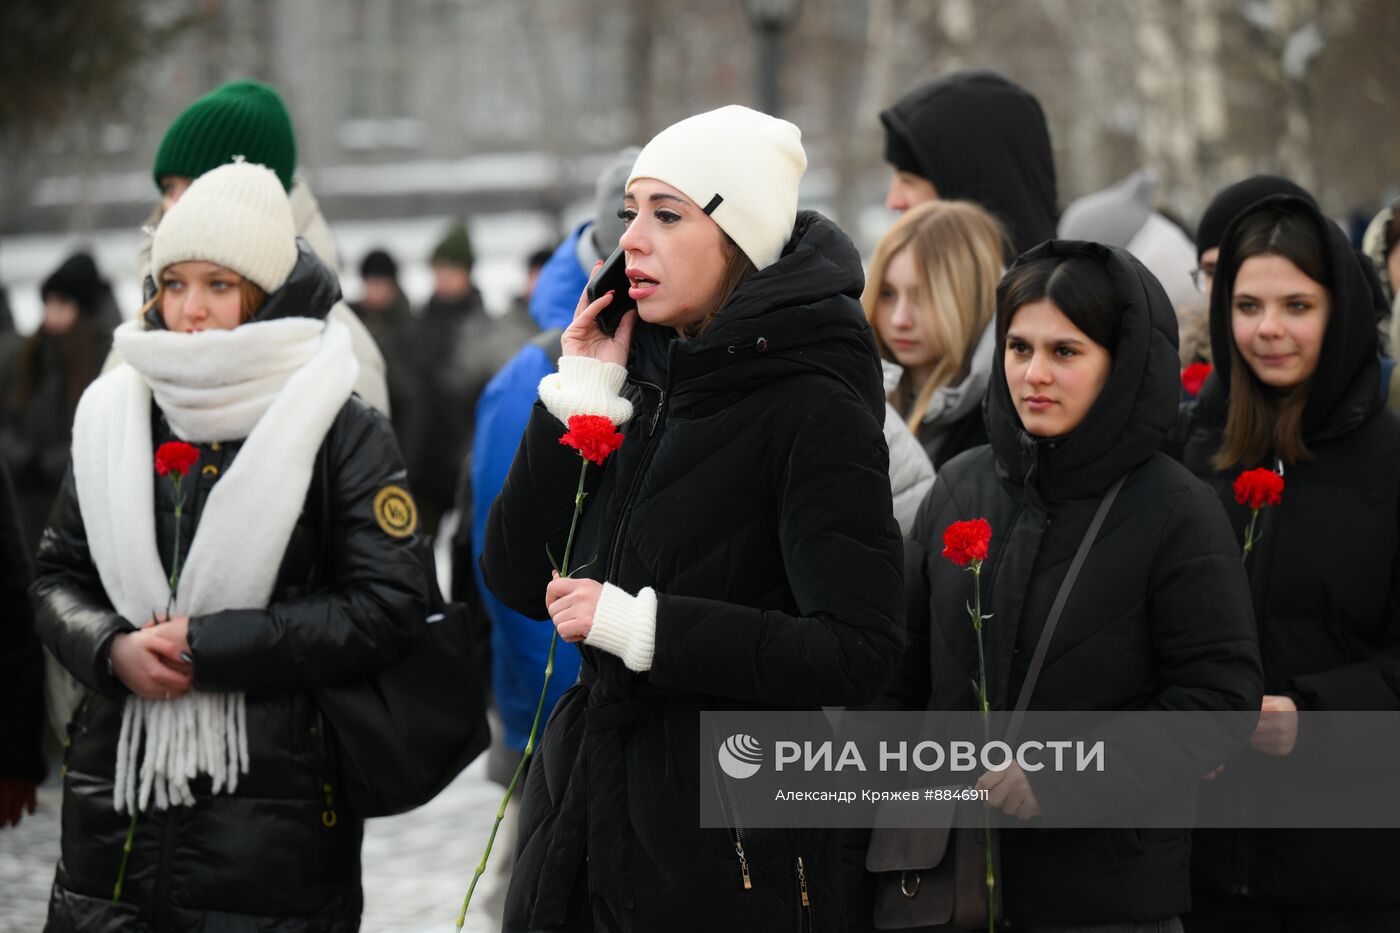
[586,246,636,336]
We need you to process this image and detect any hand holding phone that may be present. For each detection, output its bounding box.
[585,246,636,336]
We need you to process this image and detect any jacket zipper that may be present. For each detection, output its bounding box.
[605,371,669,581]
[716,765,752,890]
[797,856,814,930]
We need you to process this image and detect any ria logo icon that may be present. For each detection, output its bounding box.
[717,734,764,780]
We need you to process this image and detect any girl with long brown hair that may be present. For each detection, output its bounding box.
[1174,194,1400,930]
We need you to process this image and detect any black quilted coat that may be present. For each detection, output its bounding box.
[482,212,906,932]
[1172,196,1400,920]
[32,249,427,932]
[875,242,1262,928]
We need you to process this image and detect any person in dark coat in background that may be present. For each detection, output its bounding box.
[0,252,111,552]
[350,248,423,455]
[1172,196,1400,932]
[880,69,1058,257]
[505,247,556,318]
[0,456,46,829]
[859,242,1262,932]
[482,105,904,932]
[0,286,24,391]
[411,221,531,536]
[32,162,425,933]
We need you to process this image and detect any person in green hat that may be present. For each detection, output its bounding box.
[129,79,390,415]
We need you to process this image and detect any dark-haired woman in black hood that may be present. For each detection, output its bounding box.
[1174,196,1400,930]
[875,241,1262,930]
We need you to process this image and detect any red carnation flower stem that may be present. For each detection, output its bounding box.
[116,449,198,904]
[458,453,598,930]
[166,472,187,619]
[561,461,588,577]
[1243,507,1262,560]
[967,558,995,931]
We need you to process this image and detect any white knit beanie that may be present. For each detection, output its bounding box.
[627,105,806,270]
[151,159,298,294]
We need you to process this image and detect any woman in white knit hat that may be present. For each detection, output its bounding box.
[482,106,903,931]
[32,160,426,932]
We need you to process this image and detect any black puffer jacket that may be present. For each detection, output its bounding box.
[880,242,1262,928]
[32,248,427,933]
[1173,196,1400,911]
[482,212,905,933]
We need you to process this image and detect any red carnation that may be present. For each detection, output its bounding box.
[559,414,624,465]
[1181,362,1212,397]
[155,441,200,478]
[1234,468,1284,510]
[1234,467,1284,560]
[942,518,992,568]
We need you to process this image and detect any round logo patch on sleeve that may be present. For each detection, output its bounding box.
[373,485,418,539]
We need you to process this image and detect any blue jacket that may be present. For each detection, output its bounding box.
[470,223,589,750]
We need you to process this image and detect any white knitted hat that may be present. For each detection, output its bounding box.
[151,159,298,293]
[627,105,806,270]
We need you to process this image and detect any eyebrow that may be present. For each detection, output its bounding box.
[622,192,691,207]
[1233,291,1321,301]
[1005,331,1088,346]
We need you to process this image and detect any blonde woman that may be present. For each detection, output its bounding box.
[33,161,424,932]
[864,200,1007,468]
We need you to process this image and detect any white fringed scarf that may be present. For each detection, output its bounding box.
[71,317,359,813]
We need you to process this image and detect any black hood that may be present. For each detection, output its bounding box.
[1207,195,1381,441]
[143,240,341,330]
[880,70,1058,256]
[630,210,885,421]
[988,241,1181,502]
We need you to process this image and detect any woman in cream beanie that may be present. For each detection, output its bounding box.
[482,105,903,931]
[33,160,426,931]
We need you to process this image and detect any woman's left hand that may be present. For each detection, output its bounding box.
[546,572,601,643]
[149,614,193,661]
[977,762,1041,820]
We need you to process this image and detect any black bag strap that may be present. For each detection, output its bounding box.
[1005,472,1127,744]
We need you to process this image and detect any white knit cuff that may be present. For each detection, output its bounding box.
[539,356,634,426]
[585,583,657,673]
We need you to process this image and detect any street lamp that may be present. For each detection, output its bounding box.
[742,0,802,117]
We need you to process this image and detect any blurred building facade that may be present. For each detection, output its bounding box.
[2,0,1398,247]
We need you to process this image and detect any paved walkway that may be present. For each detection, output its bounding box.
[0,757,518,932]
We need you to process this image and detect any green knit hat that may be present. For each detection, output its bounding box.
[153,80,297,193]
[431,222,475,270]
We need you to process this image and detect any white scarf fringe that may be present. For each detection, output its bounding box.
[73,317,358,813]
